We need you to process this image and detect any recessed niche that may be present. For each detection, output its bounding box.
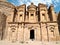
[31,14,34,16]
[42,14,45,16]
[20,15,22,17]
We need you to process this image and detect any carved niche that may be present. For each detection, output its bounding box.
[49,25,55,32]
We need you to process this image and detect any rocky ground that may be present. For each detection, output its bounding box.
[0,40,60,45]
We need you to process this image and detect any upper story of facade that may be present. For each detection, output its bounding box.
[0,1,58,23]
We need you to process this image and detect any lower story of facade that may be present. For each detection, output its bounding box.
[3,22,59,42]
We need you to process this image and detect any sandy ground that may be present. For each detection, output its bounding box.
[0,40,60,45]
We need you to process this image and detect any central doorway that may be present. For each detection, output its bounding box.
[30,29,35,40]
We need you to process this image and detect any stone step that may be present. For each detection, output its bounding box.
[0,40,60,45]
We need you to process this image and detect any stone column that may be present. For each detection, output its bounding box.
[41,23,48,41]
[40,13,42,22]
[52,11,57,21]
[34,12,36,22]
[23,13,24,22]
[22,23,24,42]
[45,13,50,21]
[36,25,41,41]
[4,22,8,40]
[29,12,30,22]
[54,24,59,36]
[40,23,42,41]
[24,25,29,41]
[46,23,49,41]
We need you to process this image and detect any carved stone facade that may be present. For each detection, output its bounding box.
[0,1,60,42]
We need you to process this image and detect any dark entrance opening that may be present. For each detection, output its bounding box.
[30,30,35,40]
